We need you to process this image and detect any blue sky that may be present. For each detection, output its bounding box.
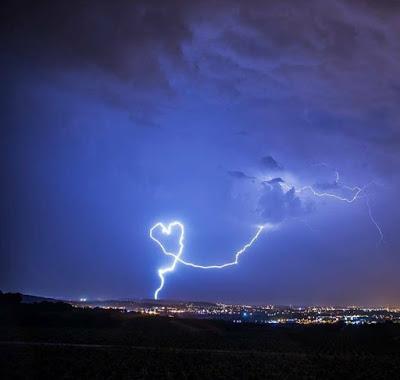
[1,0,399,305]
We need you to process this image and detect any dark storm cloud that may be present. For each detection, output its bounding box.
[0,0,192,125]
[2,0,400,147]
[265,177,284,185]
[1,0,190,84]
[258,182,313,224]
[189,0,400,151]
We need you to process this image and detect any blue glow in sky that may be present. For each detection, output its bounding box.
[1,0,400,306]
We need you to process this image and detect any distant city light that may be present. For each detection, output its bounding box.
[67,299,400,325]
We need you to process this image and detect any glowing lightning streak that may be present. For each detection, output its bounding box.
[149,222,265,299]
[307,184,383,242]
[280,169,367,203]
[293,184,363,203]
[172,225,265,269]
[365,197,384,243]
[281,173,383,241]
[150,221,185,300]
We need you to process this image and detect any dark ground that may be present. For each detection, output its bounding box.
[1,295,399,379]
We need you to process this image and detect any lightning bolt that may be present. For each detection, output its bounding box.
[149,167,383,299]
[150,221,185,300]
[365,197,384,243]
[149,222,266,299]
[298,183,383,242]
[280,167,383,242]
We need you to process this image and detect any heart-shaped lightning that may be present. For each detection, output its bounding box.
[149,221,185,261]
[149,221,185,299]
[149,220,266,300]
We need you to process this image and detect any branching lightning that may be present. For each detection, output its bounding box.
[280,168,383,242]
[149,222,265,299]
[149,166,383,300]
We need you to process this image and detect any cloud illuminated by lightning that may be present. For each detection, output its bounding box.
[149,222,266,299]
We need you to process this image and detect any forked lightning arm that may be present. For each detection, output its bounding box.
[281,173,383,242]
[149,222,265,299]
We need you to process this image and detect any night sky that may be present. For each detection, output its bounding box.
[1,0,400,306]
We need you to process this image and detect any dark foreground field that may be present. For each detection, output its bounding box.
[1,299,400,379]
